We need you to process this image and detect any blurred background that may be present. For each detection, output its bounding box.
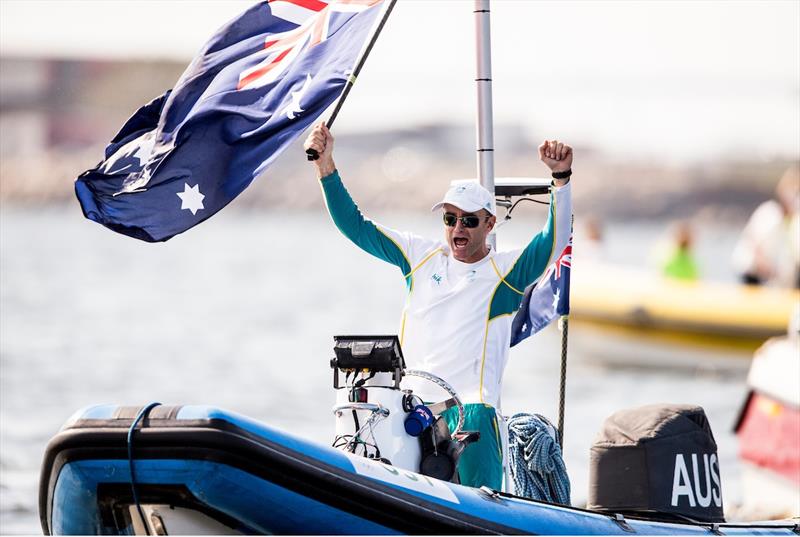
[1,0,798,533]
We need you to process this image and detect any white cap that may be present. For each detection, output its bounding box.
[431,180,496,215]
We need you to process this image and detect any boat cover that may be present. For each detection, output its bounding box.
[588,404,724,522]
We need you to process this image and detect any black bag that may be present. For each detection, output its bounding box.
[418,416,480,483]
[587,404,724,522]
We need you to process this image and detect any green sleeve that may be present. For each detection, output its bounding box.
[505,192,558,290]
[489,183,571,320]
[320,171,412,277]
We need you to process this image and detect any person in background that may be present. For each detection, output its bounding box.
[578,216,605,262]
[660,221,700,281]
[733,166,800,288]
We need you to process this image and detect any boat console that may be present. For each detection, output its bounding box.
[330,335,479,483]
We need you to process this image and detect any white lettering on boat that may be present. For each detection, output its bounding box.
[349,456,460,504]
[671,453,722,508]
[710,454,722,506]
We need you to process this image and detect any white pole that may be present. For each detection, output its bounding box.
[474,0,496,247]
[476,0,509,493]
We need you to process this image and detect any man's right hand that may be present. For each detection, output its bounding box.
[304,122,336,178]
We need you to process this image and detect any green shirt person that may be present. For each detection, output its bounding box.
[661,222,699,281]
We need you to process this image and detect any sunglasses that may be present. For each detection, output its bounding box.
[443,212,488,229]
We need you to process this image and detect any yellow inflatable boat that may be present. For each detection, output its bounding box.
[570,263,799,354]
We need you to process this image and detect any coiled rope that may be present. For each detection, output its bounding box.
[507,413,571,505]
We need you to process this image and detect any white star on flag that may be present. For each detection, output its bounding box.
[285,74,312,119]
[177,183,205,215]
[99,131,154,174]
[552,288,560,310]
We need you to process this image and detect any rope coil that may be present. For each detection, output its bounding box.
[507,413,571,505]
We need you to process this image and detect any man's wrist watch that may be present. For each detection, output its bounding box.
[551,169,572,180]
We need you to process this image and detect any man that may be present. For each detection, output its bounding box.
[733,166,800,288]
[304,122,573,490]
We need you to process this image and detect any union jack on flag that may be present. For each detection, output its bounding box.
[510,235,573,346]
[544,241,572,281]
[239,0,381,90]
[75,0,386,242]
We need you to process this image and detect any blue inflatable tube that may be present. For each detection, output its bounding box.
[39,405,799,535]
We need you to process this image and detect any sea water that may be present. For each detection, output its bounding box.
[0,206,751,534]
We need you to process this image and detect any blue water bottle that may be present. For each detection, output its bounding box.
[404,404,434,436]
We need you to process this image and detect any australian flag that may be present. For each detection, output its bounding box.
[75,0,386,242]
[510,235,572,346]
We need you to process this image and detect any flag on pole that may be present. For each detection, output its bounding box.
[510,235,572,346]
[75,0,386,242]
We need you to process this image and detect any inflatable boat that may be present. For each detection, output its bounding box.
[39,404,800,536]
[570,263,800,354]
[734,330,800,517]
[40,336,800,535]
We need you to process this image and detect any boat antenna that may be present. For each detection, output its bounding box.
[474,0,496,248]
[557,215,575,446]
[557,314,569,446]
[306,0,398,161]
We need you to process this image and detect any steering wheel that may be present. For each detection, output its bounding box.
[403,369,465,435]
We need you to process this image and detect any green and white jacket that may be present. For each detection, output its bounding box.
[321,171,572,410]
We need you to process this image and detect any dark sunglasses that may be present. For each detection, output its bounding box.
[443,212,487,228]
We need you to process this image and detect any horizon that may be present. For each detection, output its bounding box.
[1,0,798,163]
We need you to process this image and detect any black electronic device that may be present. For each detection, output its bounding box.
[493,177,551,197]
[331,335,405,389]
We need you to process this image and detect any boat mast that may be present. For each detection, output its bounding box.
[474,0,495,247]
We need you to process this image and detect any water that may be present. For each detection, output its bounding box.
[0,206,751,534]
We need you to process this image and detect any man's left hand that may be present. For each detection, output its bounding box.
[539,139,573,178]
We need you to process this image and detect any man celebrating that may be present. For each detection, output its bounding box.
[305,122,573,490]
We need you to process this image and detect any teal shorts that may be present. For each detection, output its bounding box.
[441,403,503,490]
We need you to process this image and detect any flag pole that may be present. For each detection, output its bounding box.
[474,0,496,248]
[306,0,397,160]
